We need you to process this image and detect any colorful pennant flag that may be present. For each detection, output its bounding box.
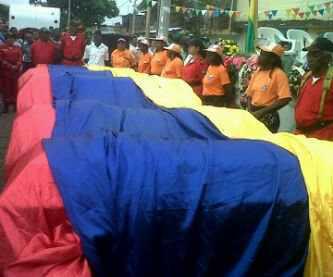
[305,11,311,18]
[271,10,278,16]
[318,8,325,16]
[298,12,305,18]
[292,8,300,15]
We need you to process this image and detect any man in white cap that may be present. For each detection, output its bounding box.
[111,37,135,68]
[150,36,168,75]
[137,38,152,74]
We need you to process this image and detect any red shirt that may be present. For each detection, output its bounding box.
[183,56,208,96]
[31,39,56,66]
[296,77,333,127]
[60,33,86,65]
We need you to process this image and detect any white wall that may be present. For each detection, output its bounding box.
[0,0,30,6]
[236,0,332,21]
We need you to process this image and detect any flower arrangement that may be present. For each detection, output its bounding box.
[219,39,241,56]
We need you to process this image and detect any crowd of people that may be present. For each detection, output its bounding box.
[0,19,333,141]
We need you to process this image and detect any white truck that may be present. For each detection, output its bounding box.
[0,2,61,30]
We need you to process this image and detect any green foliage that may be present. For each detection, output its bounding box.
[33,0,119,28]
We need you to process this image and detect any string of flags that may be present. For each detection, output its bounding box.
[145,0,333,20]
[263,1,333,20]
[172,4,241,18]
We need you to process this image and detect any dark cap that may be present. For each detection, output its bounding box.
[40,27,50,33]
[303,37,333,52]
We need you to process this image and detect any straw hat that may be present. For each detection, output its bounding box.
[164,43,182,54]
[205,45,224,58]
[258,43,285,57]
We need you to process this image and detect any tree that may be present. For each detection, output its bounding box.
[31,0,119,28]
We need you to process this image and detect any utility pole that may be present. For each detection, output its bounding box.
[145,4,152,38]
[131,0,137,35]
[67,0,71,28]
[228,0,235,34]
[157,0,171,39]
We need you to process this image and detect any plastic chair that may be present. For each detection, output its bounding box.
[323,32,333,42]
[258,27,296,55]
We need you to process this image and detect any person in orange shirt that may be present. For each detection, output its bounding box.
[246,43,292,133]
[183,38,208,96]
[150,36,168,75]
[111,38,135,68]
[137,39,152,74]
[161,43,184,79]
[202,45,232,107]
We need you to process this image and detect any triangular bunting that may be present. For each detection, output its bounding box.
[318,8,325,15]
[195,9,201,16]
[298,12,305,18]
[271,10,278,16]
[305,11,311,18]
[311,10,318,16]
[202,10,208,16]
[208,10,214,17]
[292,8,300,15]
[214,10,221,17]
[286,9,292,17]
[234,11,241,17]
[175,6,181,13]
[264,11,270,16]
[182,7,187,13]
[325,2,331,8]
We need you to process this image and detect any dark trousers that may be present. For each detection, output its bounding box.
[202,95,226,107]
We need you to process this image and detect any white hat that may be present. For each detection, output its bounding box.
[139,38,150,46]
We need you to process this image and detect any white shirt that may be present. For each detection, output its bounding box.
[84,42,109,66]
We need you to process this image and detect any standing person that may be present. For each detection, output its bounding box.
[60,23,86,66]
[83,30,109,66]
[111,38,135,68]
[295,38,333,141]
[137,39,152,74]
[246,43,291,133]
[0,19,7,45]
[0,32,22,113]
[22,31,34,72]
[161,43,184,79]
[150,36,168,76]
[202,45,232,107]
[183,38,208,96]
[31,28,56,66]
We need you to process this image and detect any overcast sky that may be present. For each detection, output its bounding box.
[0,0,138,16]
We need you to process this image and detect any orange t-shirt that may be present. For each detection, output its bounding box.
[202,65,231,96]
[246,68,291,107]
[111,49,135,68]
[138,52,152,74]
[161,57,184,79]
[150,50,168,75]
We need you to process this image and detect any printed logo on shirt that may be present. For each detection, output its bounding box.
[260,84,269,92]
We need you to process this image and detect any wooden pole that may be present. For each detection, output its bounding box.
[131,0,137,35]
[67,0,71,28]
[145,5,151,38]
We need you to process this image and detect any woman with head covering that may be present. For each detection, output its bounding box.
[182,38,208,96]
[137,38,152,74]
[202,45,232,107]
[246,43,292,133]
[150,36,168,76]
[111,37,135,68]
[161,43,184,79]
